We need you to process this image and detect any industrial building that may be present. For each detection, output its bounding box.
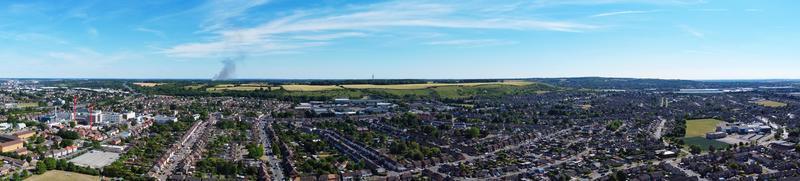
[0,135,23,153]
[716,122,771,135]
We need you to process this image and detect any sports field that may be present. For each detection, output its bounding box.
[756,100,787,107]
[25,170,98,181]
[682,137,730,151]
[685,119,722,137]
[682,118,729,152]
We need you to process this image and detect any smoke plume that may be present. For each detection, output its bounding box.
[212,56,242,80]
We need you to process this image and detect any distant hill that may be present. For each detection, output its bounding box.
[527,77,800,90]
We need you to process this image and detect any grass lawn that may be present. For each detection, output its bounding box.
[685,119,722,137]
[17,103,40,108]
[756,100,787,107]
[379,89,434,97]
[683,137,730,151]
[26,170,99,181]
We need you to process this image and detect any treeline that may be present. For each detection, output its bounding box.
[135,84,353,102]
[36,157,100,176]
[289,79,508,85]
[41,79,127,90]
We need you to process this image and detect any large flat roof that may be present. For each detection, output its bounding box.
[69,150,120,169]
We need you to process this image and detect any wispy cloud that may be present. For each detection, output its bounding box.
[135,27,166,38]
[590,10,658,17]
[201,0,269,32]
[46,47,136,66]
[163,0,596,58]
[426,39,516,47]
[679,25,704,38]
[691,8,728,12]
[87,27,99,38]
[293,32,368,41]
[530,0,706,8]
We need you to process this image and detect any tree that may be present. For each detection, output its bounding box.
[56,130,80,139]
[689,145,702,154]
[60,139,74,148]
[35,162,47,174]
[708,145,716,153]
[247,144,265,159]
[466,127,481,139]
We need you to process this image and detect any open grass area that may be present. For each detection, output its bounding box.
[184,84,207,89]
[132,82,165,87]
[203,83,280,92]
[683,137,730,151]
[340,81,534,90]
[25,170,99,181]
[756,100,787,107]
[207,86,280,92]
[685,119,722,137]
[281,85,343,91]
[17,102,39,108]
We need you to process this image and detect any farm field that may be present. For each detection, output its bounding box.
[340,81,533,90]
[133,82,165,87]
[281,85,343,91]
[685,119,723,137]
[25,170,99,181]
[755,100,787,107]
[207,86,280,92]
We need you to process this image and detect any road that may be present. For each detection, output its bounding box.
[154,120,209,180]
[260,120,285,181]
[414,129,573,179]
[653,117,667,139]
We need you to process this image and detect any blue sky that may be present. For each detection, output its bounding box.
[0,0,798,79]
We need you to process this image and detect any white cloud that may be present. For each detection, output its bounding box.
[691,8,728,12]
[163,0,596,58]
[135,27,166,38]
[87,27,99,38]
[47,47,136,66]
[293,32,368,41]
[426,39,516,47]
[679,25,704,38]
[201,0,269,32]
[590,10,657,17]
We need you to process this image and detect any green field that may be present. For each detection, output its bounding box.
[17,103,40,108]
[683,137,730,151]
[685,119,722,137]
[340,81,533,90]
[25,170,98,181]
[281,85,343,91]
[683,119,729,151]
[756,100,787,107]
